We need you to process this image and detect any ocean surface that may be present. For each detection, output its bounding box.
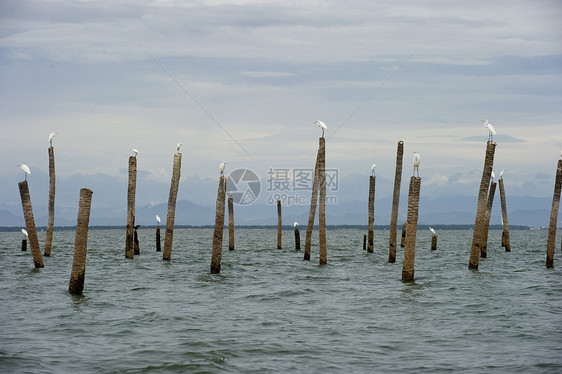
[0,228,561,374]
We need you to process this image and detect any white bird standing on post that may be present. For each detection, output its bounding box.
[17,164,31,181]
[219,161,226,176]
[130,148,139,157]
[48,132,58,147]
[371,163,377,176]
[429,227,436,236]
[413,151,420,177]
[314,120,327,138]
[21,228,28,237]
[491,170,496,182]
[176,143,182,153]
[499,168,506,179]
[482,119,496,142]
[293,222,298,228]
[155,214,161,225]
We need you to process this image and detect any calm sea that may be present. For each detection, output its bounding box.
[0,228,561,373]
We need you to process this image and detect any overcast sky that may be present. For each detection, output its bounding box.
[1,0,561,213]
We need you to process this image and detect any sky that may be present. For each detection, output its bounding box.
[1,0,561,221]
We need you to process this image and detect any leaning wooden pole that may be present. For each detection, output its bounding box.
[498,178,511,252]
[481,181,497,258]
[304,147,321,261]
[389,140,404,262]
[318,137,327,265]
[210,176,226,274]
[402,177,421,282]
[68,188,93,295]
[44,146,56,256]
[228,195,234,251]
[277,200,282,250]
[469,141,496,270]
[125,156,137,259]
[546,159,562,268]
[18,181,43,268]
[163,152,182,261]
[367,175,375,253]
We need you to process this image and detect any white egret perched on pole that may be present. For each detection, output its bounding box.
[219,161,226,175]
[176,143,182,153]
[491,170,496,182]
[17,164,31,181]
[314,120,327,138]
[130,148,139,157]
[499,168,506,179]
[155,214,161,224]
[371,163,377,176]
[413,151,420,177]
[48,132,58,147]
[482,119,496,142]
[22,228,28,237]
[293,222,298,228]
[429,227,436,236]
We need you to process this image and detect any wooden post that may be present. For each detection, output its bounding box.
[481,181,497,258]
[367,175,375,253]
[18,181,43,268]
[68,188,93,295]
[318,137,327,265]
[498,178,511,252]
[133,225,140,255]
[294,227,300,250]
[304,147,321,261]
[156,226,161,252]
[389,140,404,262]
[277,200,282,250]
[21,239,27,251]
[546,159,562,268]
[210,176,226,274]
[400,222,406,248]
[431,235,437,251]
[125,156,137,259]
[469,141,496,270]
[363,234,366,250]
[44,146,55,256]
[163,153,182,261]
[228,195,234,251]
[402,177,421,282]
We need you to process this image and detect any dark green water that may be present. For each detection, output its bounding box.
[1,229,561,373]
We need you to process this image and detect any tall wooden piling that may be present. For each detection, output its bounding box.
[546,159,562,268]
[318,137,327,265]
[498,178,511,252]
[304,147,321,261]
[481,181,497,258]
[210,176,226,274]
[228,195,234,251]
[163,153,182,261]
[469,141,496,270]
[44,146,56,256]
[389,140,404,262]
[18,181,43,268]
[367,175,375,253]
[294,227,301,250]
[400,222,407,248]
[125,156,137,259]
[277,200,282,250]
[402,177,421,282]
[68,188,93,295]
[156,226,161,252]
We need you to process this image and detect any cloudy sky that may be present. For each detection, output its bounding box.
[1,0,561,218]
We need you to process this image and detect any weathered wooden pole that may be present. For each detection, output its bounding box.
[125,156,137,259]
[389,140,404,262]
[294,226,301,250]
[156,225,161,252]
[210,176,226,274]
[277,200,282,250]
[68,188,93,295]
[367,175,375,253]
[318,137,327,265]
[163,152,182,261]
[481,181,497,258]
[363,234,366,250]
[21,239,27,251]
[498,178,511,252]
[469,141,496,270]
[133,225,140,255]
[400,222,407,248]
[18,181,43,268]
[228,194,234,251]
[304,147,321,261]
[402,177,421,282]
[546,159,562,268]
[431,235,437,251]
[44,146,56,257]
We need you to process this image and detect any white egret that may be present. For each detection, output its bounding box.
[219,161,226,175]
[314,120,327,138]
[499,168,506,179]
[229,191,233,198]
[491,170,496,181]
[293,222,299,228]
[17,164,31,180]
[413,151,420,177]
[429,227,436,236]
[48,132,58,147]
[176,143,182,153]
[370,163,377,176]
[481,119,496,142]
[155,214,161,224]
[21,228,28,237]
[130,148,139,157]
